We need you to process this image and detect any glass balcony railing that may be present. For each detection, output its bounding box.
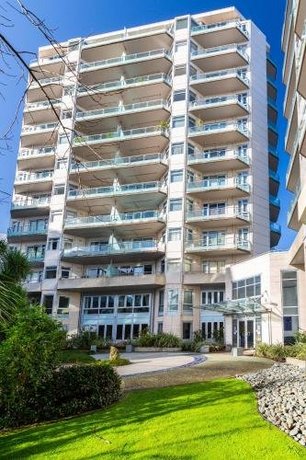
[76,99,169,120]
[190,94,249,110]
[268,121,278,133]
[11,196,50,209]
[270,222,281,234]
[190,68,249,86]
[187,178,250,193]
[268,144,279,158]
[191,20,249,37]
[29,76,62,86]
[185,238,251,251]
[191,44,248,60]
[287,184,301,221]
[21,122,58,134]
[16,171,53,183]
[80,48,171,72]
[73,125,169,146]
[8,224,48,237]
[18,146,55,159]
[269,195,280,207]
[26,253,45,262]
[65,210,165,227]
[186,208,250,221]
[63,240,164,258]
[269,169,280,182]
[68,181,165,199]
[71,152,167,172]
[187,148,250,165]
[25,99,61,111]
[77,73,171,95]
[189,121,249,137]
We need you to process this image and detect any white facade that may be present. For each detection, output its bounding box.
[8,7,281,342]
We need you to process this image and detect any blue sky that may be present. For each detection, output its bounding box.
[0,0,295,248]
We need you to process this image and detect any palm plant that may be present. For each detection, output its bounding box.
[0,240,31,328]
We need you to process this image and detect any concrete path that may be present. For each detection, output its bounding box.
[93,352,205,376]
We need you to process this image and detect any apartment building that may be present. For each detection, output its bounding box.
[8,7,281,342]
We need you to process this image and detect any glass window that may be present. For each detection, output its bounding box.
[284,317,292,332]
[175,41,187,52]
[157,322,163,333]
[282,271,298,306]
[56,159,68,170]
[176,18,188,30]
[47,238,59,251]
[232,275,261,300]
[170,169,183,182]
[172,116,185,128]
[54,184,65,195]
[168,228,181,241]
[45,266,57,279]
[167,259,181,271]
[183,290,193,312]
[158,290,164,316]
[43,295,53,315]
[183,322,192,340]
[173,90,186,102]
[61,267,70,279]
[168,289,179,312]
[174,65,186,76]
[169,198,182,211]
[59,135,68,144]
[171,143,184,155]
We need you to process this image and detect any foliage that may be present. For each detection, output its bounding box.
[1,379,304,459]
[209,343,226,352]
[181,330,204,352]
[66,330,108,351]
[134,331,181,348]
[59,350,96,364]
[103,358,131,367]
[295,330,306,344]
[255,342,306,361]
[0,363,122,428]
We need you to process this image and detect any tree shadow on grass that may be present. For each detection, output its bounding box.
[0,379,284,459]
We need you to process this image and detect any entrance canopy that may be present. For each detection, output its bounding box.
[201,296,268,315]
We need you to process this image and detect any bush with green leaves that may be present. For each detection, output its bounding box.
[0,363,122,428]
[134,331,181,348]
[66,330,109,351]
[255,342,306,361]
[295,330,306,344]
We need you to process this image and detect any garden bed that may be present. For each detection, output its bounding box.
[133,347,181,352]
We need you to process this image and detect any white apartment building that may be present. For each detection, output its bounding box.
[8,7,282,344]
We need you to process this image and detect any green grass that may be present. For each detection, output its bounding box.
[58,350,96,364]
[1,379,305,460]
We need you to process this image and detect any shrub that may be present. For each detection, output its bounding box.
[134,331,181,348]
[255,343,286,361]
[181,340,202,352]
[103,358,130,366]
[295,330,306,344]
[0,363,122,428]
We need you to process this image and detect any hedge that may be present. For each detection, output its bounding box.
[0,363,122,429]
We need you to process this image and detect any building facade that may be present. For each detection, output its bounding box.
[8,7,281,342]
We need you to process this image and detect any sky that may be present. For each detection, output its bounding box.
[0,0,295,249]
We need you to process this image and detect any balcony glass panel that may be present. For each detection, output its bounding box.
[22,123,58,134]
[71,152,166,171]
[73,126,168,145]
[68,181,162,198]
[191,20,248,37]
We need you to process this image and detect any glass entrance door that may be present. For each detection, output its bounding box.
[238,319,255,348]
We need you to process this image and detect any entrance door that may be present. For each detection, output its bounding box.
[238,319,254,348]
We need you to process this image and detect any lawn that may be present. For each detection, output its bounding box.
[58,350,96,364]
[1,379,305,460]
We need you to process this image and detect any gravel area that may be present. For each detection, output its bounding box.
[239,363,306,447]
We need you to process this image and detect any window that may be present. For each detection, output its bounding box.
[62,110,72,119]
[169,198,182,211]
[61,267,71,279]
[201,290,224,305]
[64,86,74,96]
[186,228,193,242]
[232,275,261,300]
[175,40,187,52]
[202,260,225,274]
[47,238,59,250]
[202,231,225,247]
[168,289,179,312]
[26,271,43,283]
[168,228,181,241]
[45,266,57,279]
[183,290,193,312]
[58,296,69,315]
[189,91,196,103]
[158,290,164,316]
[284,317,292,332]
[176,18,188,30]
[56,159,68,170]
[172,116,185,128]
[59,134,68,144]
[173,90,186,102]
[170,169,183,182]
[157,322,163,333]
[43,295,53,315]
[282,271,298,306]
[167,259,181,271]
[171,143,184,155]
[174,65,186,76]
[183,322,192,340]
[50,211,62,223]
[54,184,65,195]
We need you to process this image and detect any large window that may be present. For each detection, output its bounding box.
[183,290,193,313]
[202,260,225,274]
[282,271,299,343]
[232,275,261,300]
[201,290,224,305]
[169,198,182,211]
[170,169,183,182]
[83,294,150,315]
[168,289,179,312]
[158,290,164,316]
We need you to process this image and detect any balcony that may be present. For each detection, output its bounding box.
[73,126,169,157]
[191,44,249,73]
[20,122,58,147]
[286,140,299,192]
[75,99,170,133]
[187,178,250,200]
[269,195,281,223]
[189,95,249,121]
[183,271,225,285]
[297,22,306,99]
[186,207,250,229]
[269,169,280,196]
[190,68,249,96]
[70,152,167,185]
[294,1,306,38]
[288,224,306,270]
[287,186,300,230]
[270,222,281,248]
[67,181,167,213]
[62,240,165,264]
[79,49,172,86]
[185,238,251,256]
[76,73,172,109]
[299,106,306,158]
[268,144,279,171]
[14,171,53,193]
[58,272,165,291]
[27,76,63,103]
[268,121,278,147]
[191,20,249,48]
[187,148,250,174]
[11,195,50,218]
[189,121,249,147]
[17,147,55,170]
[7,224,48,242]
[64,210,166,238]
[24,99,61,124]
[25,253,45,266]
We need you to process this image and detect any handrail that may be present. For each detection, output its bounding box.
[73,125,168,145]
[68,181,165,198]
[65,210,164,226]
[76,99,169,119]
[71,152,167,171]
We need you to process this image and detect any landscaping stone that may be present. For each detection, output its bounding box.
[238,363,306,446]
